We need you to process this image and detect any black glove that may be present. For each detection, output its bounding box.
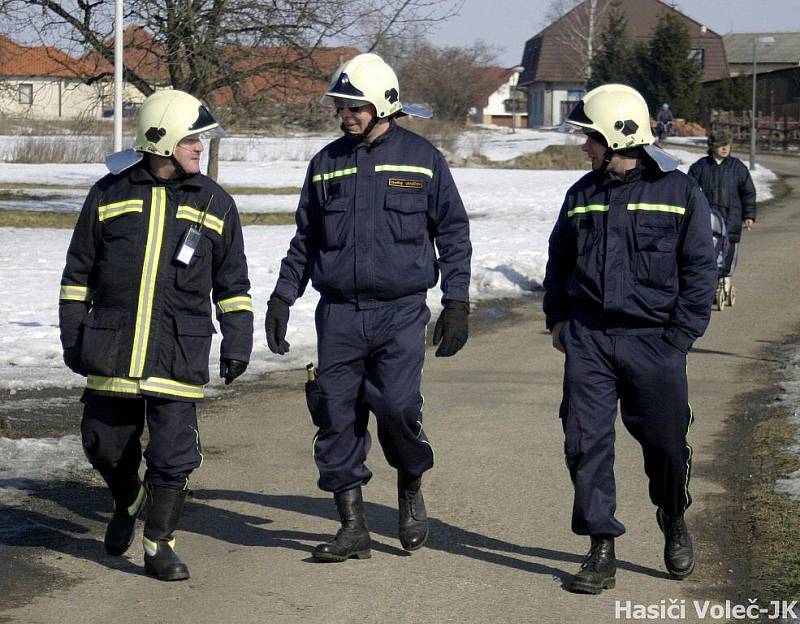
[62,346,85,376]
[220,359,248,385]
[432,300,469,357]
[265,295,290,355]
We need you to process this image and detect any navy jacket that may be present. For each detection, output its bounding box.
[543,163,717,352]
[688,155,756,242]
[59,163,253,401]
[273,121,471,308]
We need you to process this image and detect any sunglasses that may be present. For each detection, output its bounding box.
[334,101,370,113]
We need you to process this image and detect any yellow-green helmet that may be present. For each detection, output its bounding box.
[133,90,223,157]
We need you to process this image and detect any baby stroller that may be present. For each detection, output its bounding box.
[710,206,733,310]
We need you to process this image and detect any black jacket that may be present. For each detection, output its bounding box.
[273,121,472,308]
[544,163,717,353]
[59,163,253,401]
[688,155,756,242]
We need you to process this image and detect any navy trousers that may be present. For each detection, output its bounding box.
[312,298,434,493]
[559,318,694,537]
[80,394,202,495]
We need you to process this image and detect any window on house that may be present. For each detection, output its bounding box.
[688,48,705,68]
[19,83,33,105]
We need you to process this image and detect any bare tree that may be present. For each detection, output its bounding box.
[399,40,501,124]
[545,0,612,82]
[1,0,464,122]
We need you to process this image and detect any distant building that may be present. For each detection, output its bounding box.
[0,34,101,119]
[723,32,800,76]
[518,0,728,128]
[470,66,527,128]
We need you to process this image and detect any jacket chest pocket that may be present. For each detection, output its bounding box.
[173,234,212,293]
[573,217,601,255]
[321,197,351,250]
[634,214,679,289]
[101,211,142,243]
[384,192,428,244]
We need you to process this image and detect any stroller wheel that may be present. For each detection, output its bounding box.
[715,280,725,311]
[729,285,736,307]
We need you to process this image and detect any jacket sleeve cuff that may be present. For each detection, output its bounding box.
[271,288,295,307]
[663,327,694,353]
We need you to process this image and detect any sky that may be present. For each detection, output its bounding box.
[429,0,800,67]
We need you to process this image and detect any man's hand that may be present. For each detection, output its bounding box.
[432,300,469,357]
[743,218,754,231]
[63,346,85,375]
[551,322,566,353]
[220,359,247,385]
[265,295,290,355]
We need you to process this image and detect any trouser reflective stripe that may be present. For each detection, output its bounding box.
[313,298,433,493]
[560,319,691,537]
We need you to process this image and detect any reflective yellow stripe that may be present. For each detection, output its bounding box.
[311,167,358,183]
[176,205,224,236]
[374,164,433,178]
[684,403,695,509]
[59,284,92,302]
[217,295,253,314]
[98,199,144,221]
[143,536,176,556]
[567,204,609,217]
[139,377,204,399]
[86,375,204,399]
[627,203,686,215]
[129,188,167,378]
[126,485,145,516]
[86,375,141,395]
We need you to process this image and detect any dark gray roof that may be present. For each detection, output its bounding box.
[723,33,800,65]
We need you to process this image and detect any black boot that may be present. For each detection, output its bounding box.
[104,479,145,556]
[312,487,371,562]
[143,486,190,581]
[398,472,428,551]
[657,508,694,578]
[569,536,616,594]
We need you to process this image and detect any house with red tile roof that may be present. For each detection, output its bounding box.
[470,66,527,128]
[0,34,102,119]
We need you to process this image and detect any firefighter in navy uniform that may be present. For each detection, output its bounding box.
[59,90,253,581]
[265,53,471,562]
[543,84,717,593]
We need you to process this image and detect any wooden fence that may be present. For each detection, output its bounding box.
[709,110,800,152]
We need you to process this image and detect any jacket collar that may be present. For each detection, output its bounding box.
[129,161,204,189]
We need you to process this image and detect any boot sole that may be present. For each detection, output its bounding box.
[312,549,371,563]
[568,577,616,594]
[144,562,190,581]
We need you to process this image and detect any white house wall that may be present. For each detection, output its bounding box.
[0,77,103,119]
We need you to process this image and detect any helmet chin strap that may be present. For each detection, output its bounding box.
[599,147,614,173]
[341,115,380,143]
[170,155,188,178]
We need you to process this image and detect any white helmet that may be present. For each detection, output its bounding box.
[323,53,431,119]
[133,89,224,157]
[566,83,655,150]
[567,83,677,171]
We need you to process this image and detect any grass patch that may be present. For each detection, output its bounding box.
[0,210,296,228]
[500,144,589,170]
[240,213,296,226]
[0,183,300,197]
[746,409,800,599]
[225,185,301,195]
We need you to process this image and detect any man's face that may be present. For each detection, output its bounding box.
[712,144,731,159]
[581,134,608,170]
[336,100,376,136]
[173,135,204,174]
